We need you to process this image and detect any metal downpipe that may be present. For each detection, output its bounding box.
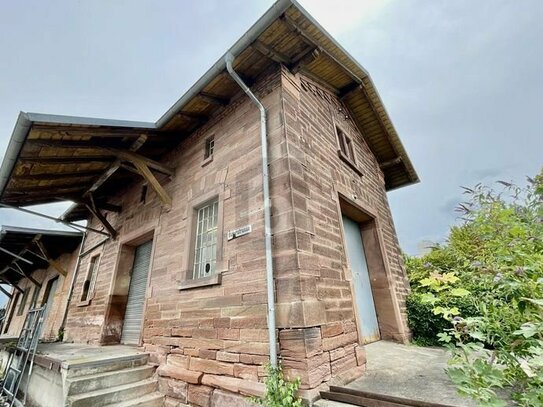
[225,53,277,368]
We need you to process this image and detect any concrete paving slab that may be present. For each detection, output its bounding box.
[344,341,477,407]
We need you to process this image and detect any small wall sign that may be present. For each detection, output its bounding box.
[227,224,252,241]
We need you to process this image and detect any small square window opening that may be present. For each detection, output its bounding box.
[140,184,148,204]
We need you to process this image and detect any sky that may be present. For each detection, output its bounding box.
[0,0,542,305]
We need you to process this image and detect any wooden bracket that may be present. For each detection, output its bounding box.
[130,159,173,207]
[35,239,69,276]
[82,195,118,240]
[12,263,41,287]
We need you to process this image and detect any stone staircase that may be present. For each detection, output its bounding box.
[64,352,163,407]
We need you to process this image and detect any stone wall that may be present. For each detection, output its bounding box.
[2,250,79,341]
[61,65,411,406]
[272,67,411,397]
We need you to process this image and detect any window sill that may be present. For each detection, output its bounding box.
[77,299,91,307]
[201,155,214,167]
[178,273,222,291]
[338,151,363,176]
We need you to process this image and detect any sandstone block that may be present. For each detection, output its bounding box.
[190,357,234,376]
[158,365,202,384]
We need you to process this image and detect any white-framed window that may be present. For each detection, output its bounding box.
[193,199,219,279]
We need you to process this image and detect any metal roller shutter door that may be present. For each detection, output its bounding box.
[121,240,153,345]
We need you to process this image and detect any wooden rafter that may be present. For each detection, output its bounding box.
[0,246,33,265]
[12,170,104,181]
[35,239,68,276]
[31,125,156,138]
[380,157,402,170]
[19,155,115,164]
[199,92,229,106]
[252,39,292,65]
[25,139,174,176]
[12,263,41,287]
[175,111,208,124]
[85,134,148,196]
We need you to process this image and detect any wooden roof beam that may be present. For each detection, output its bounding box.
[31,124,155,138]
[12,263,41,288]
[175,111,208,124]
[82,195,118,240]
[290,47,321,74]
[25,139,174,176]
[34,239,68,276]
[0,246,33,265]
[339,82,361,99]
[11,170,104,181]
[199,92,229,106]
[19,155,115,164]
[129,159,172,207]
[85,134,147,196]
[252,40,292,65]
[380,157,403,170]
[9,183,85,194]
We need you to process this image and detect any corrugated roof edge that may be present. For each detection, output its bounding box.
[0,225,83,238]
[0,112,156,198]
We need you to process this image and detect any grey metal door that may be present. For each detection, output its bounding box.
[121,240,153,345]
[342,215,380,343]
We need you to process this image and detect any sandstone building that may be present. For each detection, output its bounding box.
[0,1,418,405]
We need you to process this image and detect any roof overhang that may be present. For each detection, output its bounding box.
[0,0,419,223]
[0,225,82,288]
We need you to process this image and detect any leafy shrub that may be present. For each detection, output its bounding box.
[251,363,303,407]
[405,169,543,406]
[407,292,476,347]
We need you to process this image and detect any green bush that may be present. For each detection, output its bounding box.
[407,292,476,347]
[405,170,543,406]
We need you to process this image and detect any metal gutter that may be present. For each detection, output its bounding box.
[225,53,277,368]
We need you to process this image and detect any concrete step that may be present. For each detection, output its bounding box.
[102,392,164,407]
[67,364,155,396]
[68,378,158,407]
[66,353,149,378]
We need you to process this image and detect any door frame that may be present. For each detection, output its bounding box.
[334,187,408,343]
[100,225,157,345]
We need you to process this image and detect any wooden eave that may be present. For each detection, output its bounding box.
[0,0,418,223]
[0,226,82,285]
